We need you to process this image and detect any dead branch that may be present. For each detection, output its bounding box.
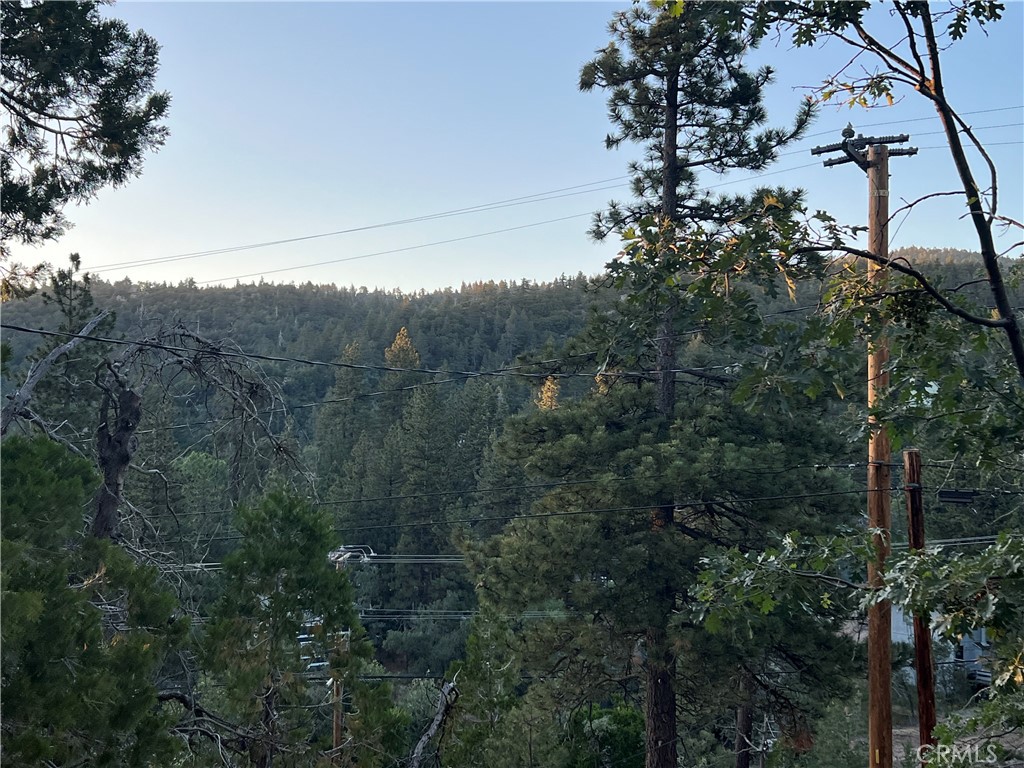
[1,310,110,435]
[88,323,290,540]
[158,690,255,765]
[409,674,460,768]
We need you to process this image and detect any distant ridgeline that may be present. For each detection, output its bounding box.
[1,273,604,434]
[2,248,1017,441]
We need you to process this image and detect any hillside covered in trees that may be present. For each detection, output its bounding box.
[3,247,1021,766]
[2,2,1022,767]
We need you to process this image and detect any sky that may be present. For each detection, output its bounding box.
[22,1,1024,293]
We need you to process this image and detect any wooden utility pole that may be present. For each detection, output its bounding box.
[866,143,893,768]
[812,129,917,768]
[333,677,344,760]
[903,448,937,762]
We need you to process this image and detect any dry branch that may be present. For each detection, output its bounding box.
[0,310,110,435]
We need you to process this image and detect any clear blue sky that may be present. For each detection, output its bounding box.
[25,1,1024,292]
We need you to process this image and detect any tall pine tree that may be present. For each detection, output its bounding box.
[579,5,815,765]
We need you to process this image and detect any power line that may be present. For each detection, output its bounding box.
[88,178,632,273]
[197,212,592,284]
[149,532,1024,572]
[124,134,1024,286]
[189,159,832,285]
[0,322,562,380]
[334,486,893,534]
[17,304,848,442]
[157,486,890,546]
[357,608,564,622]
[138,479,1024,532]
[784,118,1023,157]
[108,463,881,523]
[799,105,1023,140]
[82,105,1022,277]
[0,322,739,383]
[158,554,467,572]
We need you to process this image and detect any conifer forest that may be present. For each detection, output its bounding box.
[1,2,1022,767]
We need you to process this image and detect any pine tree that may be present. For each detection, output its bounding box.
[1,436,184,766]
[477,380,858,767]
[579,5,816,764]
[1,1,170,297]
[314,342,368,483]
[203,490,405,766]
[360,326,427,449]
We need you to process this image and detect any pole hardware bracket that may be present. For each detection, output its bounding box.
[811,125,918,173]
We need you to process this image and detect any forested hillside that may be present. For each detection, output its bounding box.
[3,247,1020,766]
[2,1,1022,767]
[1,273,601,429]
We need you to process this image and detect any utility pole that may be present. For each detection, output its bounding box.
[812,127,917,768]
[903,448,937,763]
[333,676,344,760]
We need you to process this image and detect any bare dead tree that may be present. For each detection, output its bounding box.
[86,323,290,541]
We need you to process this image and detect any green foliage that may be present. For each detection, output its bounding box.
[610,208,826,349]
[203,489,404,766]
[882,535,1024,685]
[444,612,521,757]
[564,700,645,768]
[739,1,1024,452]
[1,436,183,766]
[580,2,814,238]
[0,1,169,276]
[471,378,860,753]
[696,530,1024,748]
[19,254,117,437]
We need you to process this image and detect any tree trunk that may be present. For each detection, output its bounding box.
[253,684,279,768]
[645,622,677,768]
[642,54,682,768]
[92,383,142,539]
[735,671,755,768]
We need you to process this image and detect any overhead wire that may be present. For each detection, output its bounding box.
[74,111,1024,286]
[0,315,800,443]
[0,322,586,380]
[164,532,1020,573]
[194,213,595,285]
[148,129,1024,286]
[149,486,896,547]
[6,111,1020,536]
[133,463,878,522]
[88,177,632,273]
[0,322,743,384]
[82,105,1023,277]
[192,159,824,286]
[798,105,1023,140]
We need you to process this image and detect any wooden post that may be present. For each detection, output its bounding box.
[866,143,893,768]
[813,131,915,768]
[333,677,343,760]
[903,449,937,762]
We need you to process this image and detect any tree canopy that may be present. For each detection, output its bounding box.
[1,0,170,298]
